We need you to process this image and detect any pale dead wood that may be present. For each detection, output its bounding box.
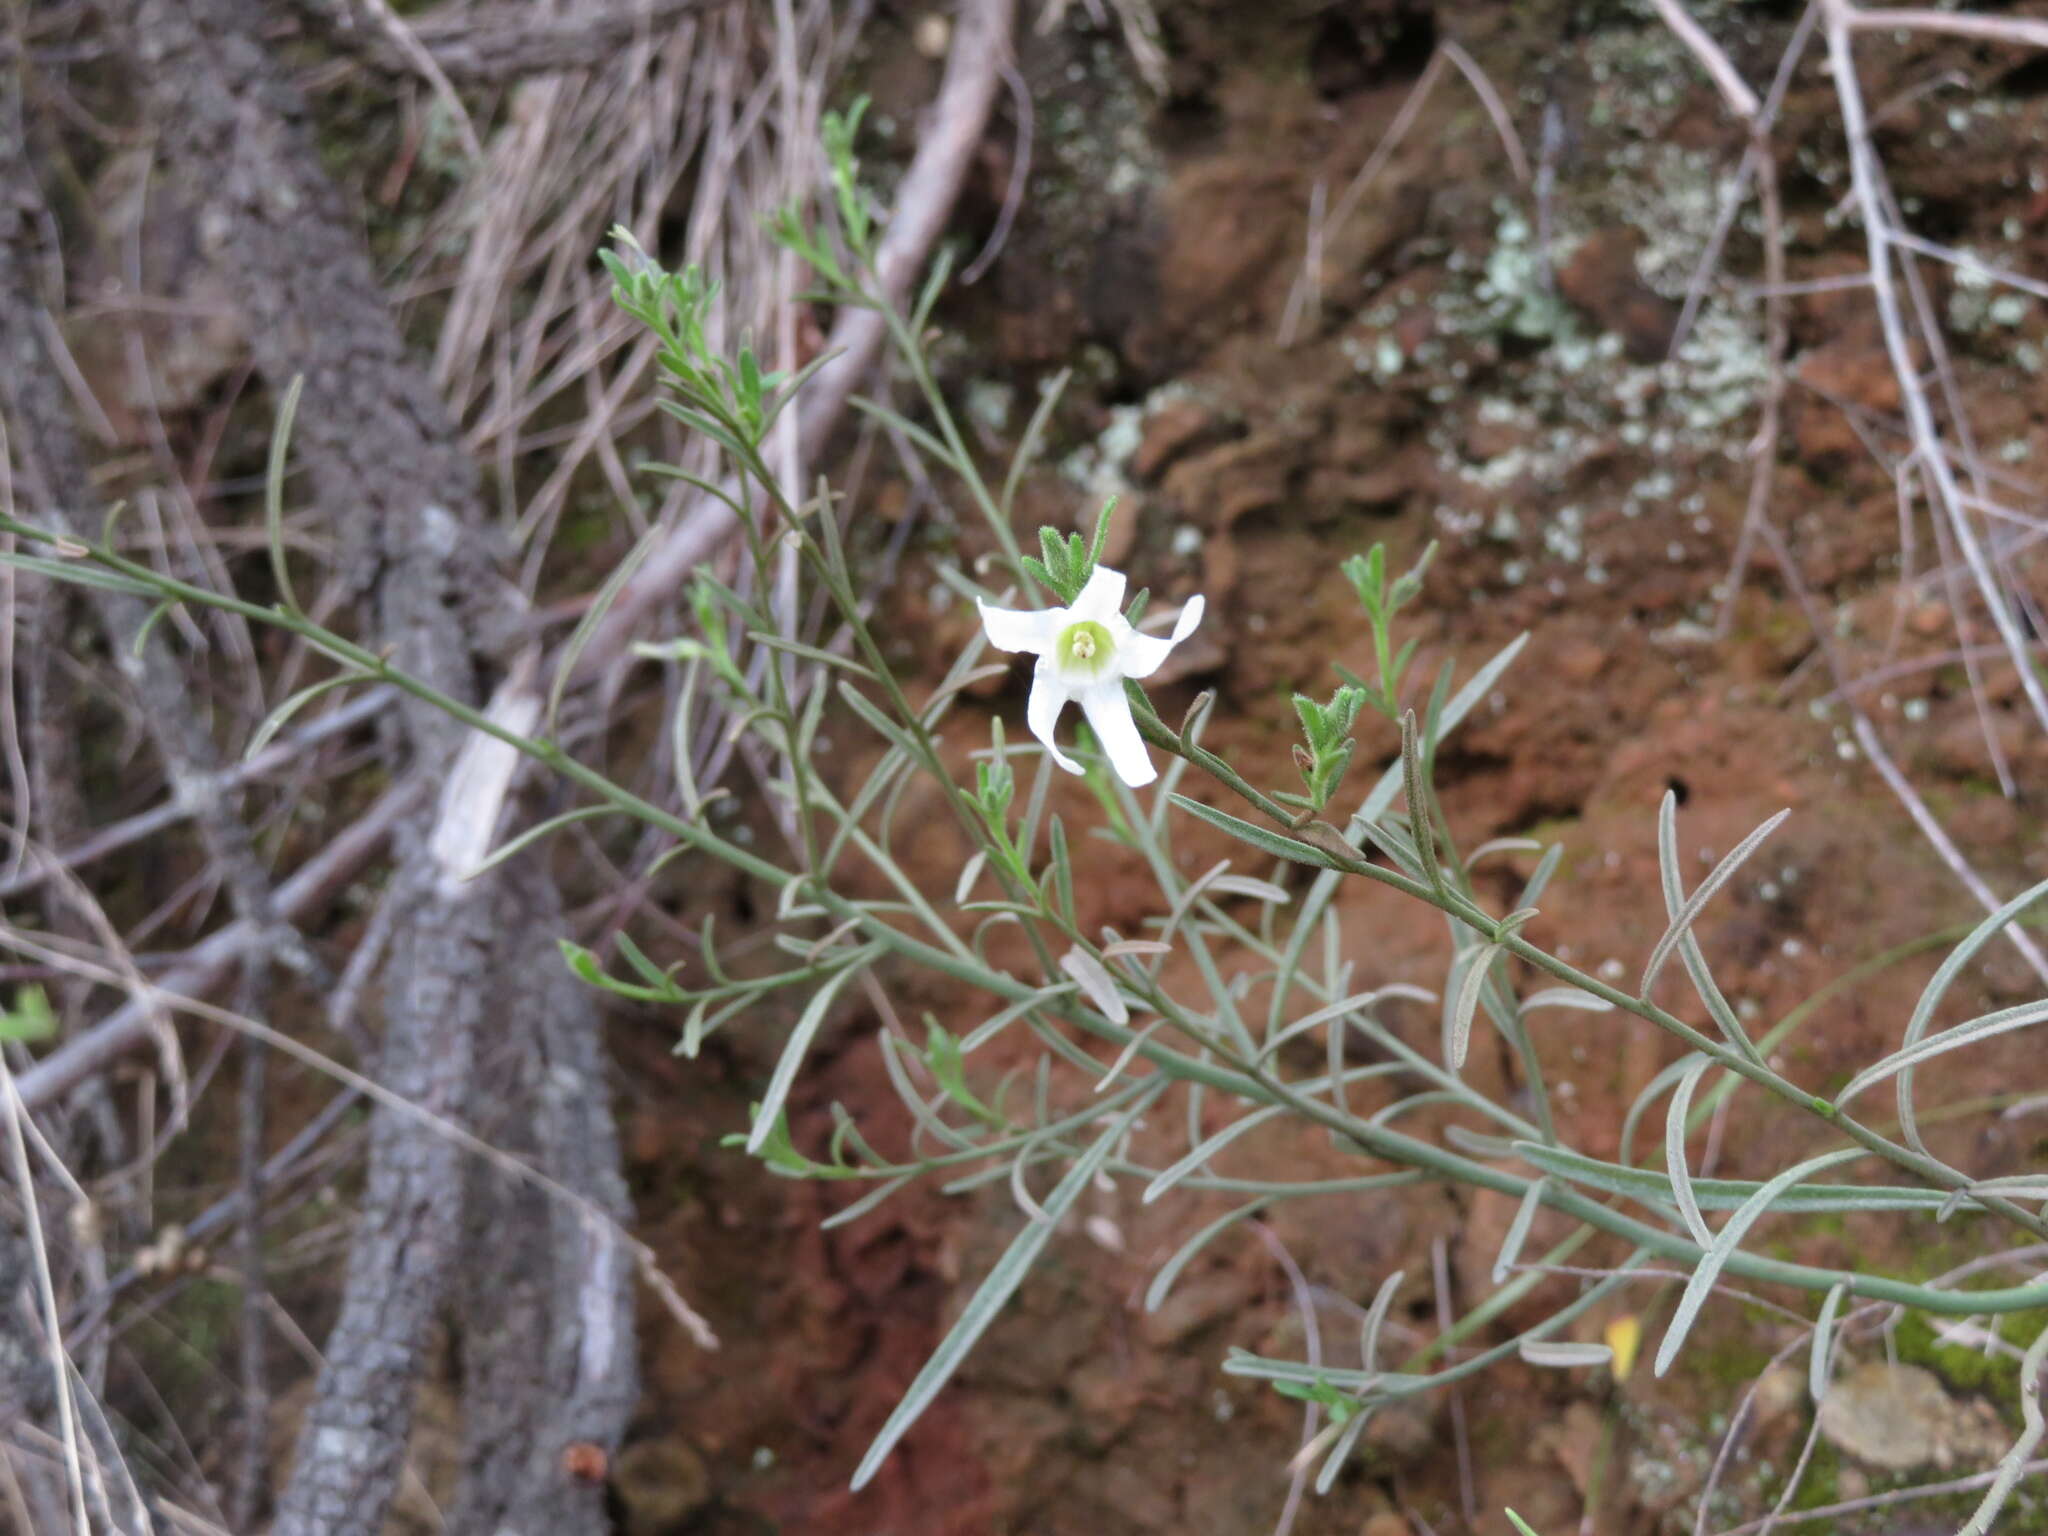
[1842,5,2048,50]
[574,0,1019,680]
[301,0,739,83]
[13,776,425,1113]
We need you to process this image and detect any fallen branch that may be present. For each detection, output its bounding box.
[572,0,1017,680]
[299,0,740,83]
[12,776,426,1113]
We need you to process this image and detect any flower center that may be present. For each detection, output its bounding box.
[1056,619,1114,679]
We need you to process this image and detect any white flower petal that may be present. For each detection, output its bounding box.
[1112,594,1206,680]
[1069,564,1128,624]
[1079,680,1155,787]
[978,598,1063,654]
[1027,661,1083,774]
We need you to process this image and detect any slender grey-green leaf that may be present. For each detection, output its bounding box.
[1144,1104,1286,1204]
[1666,1055,1715,1247]
[1399,711,1444,896]
[1836,997,2048,1110]
[953,850,988,907]
[1145,1197,1270,1312]
[0,552,161,596]
[1260,985,1436,1064]
[1520,987,1612,1015]
[1443,1125,1519,1159]
[999,368,1071,522]
[851,1083,1162,1490]
[1493,1178,1549,1285]
[835,678,919,754]
[1059,947,1129,1025]
[1953,1324,2048,1536]
[1642,801,1789,999]
[962,983,1076,1053]
[1514,1141,1948,1213]
[1518,1341,1613,1369]
[1095,1018,1166,1094]
[1447,943,1500,1072]
[751,633,879,680]
[1208,874,1292,904]
[1618,1052,1710,1170]
[820,1173,917,1230]
[1313,1406,1374,1494]
[747,950,879,1155]
[1810,1280,1847,1405]
[1652,793,1758,1059]
[549,529,658,736]
[265,373,305,615]
[465,804,622,881]
[1360,1269,1404,1372]
[1655,1148,1864,1376]
[1897,874,2048,1153]
[246,672,368,761]
[1167,796,1345,870]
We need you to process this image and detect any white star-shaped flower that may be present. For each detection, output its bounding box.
[977,565,1205,788]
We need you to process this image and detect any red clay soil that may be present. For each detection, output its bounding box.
[612,3,2048,1533]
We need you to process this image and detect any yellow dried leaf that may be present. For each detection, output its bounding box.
[1605,1314,1643,1383]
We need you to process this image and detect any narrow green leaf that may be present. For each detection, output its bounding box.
[1654,1148,1865,1376]
[1518,1341,1613,1369]
[0,552,160,596]
[1666,1055,1715,1247]
[820,1173,918,1230]
[1836,996,2048,1110]
[1360,1269,1404,1372]
[1144,1104,1285,1204]
[266,374,305,615]
[1643,796,1788,1001]
[747,948,880,1155]
[549,526,658,736]
[1493,1177,1548,1285]
[1000,369,1072,522]
[465,804,623,882]
[851,1084,1162,1490]
[1446,942,1500,1072]
[1513,1140,1948,1213]
[751,633,878,680]
[246,672,368,761]
[1896,875,2048,1153]
[1145,1197,1270,1313]
[1166,796,1345,871]
[1810,1280,1846,1405]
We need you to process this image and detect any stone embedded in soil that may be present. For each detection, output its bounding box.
[1132,397,1224,482]
[1140,1270,1256,1348]
[611,1440,713,1535]
[1557,228,1681,362]
[1816,1360,2008,1472]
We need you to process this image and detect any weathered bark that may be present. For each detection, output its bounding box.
[108,3,634,1531]
[445,874,638,1536]
[122,0,516,749]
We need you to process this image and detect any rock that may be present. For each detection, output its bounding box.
[612,1440,712,1535]
[1360,1395,1439,1470]
[1069,1357,1147,1451]
[1817,1361,2009,1472]
[1751,1363,1805,1431]
[1557,229,1680,361]
[1140,1270,1253,1347]
[1133,397,1223,481]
